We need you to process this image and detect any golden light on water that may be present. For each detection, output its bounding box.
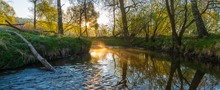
[97,42,106,48]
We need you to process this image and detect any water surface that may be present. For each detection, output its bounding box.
[1,46,220,90]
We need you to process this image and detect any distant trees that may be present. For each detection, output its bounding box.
[29,0,62,33]
[65,1,99,37]
[101,0,218,45]
[0,0,16,24]
[29,0,38,29]
[65,5,84,36]
[165,0,204,50]
[2,0,218,38]
[36,0,57,31]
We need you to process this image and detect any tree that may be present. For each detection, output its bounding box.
[0,0,16,24]
[65,1,99,37]
[191,0,209,38]
[37,0,57,31]
[29,0,38,30]
[165,0,195,50]
[57,0,63,35]
[112,0,116,37]
[65,5,84,36]
[105,0,118,36]
[83,0,88,37]
[119,0,129,38]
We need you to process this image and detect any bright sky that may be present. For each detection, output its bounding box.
[5,0,110,25]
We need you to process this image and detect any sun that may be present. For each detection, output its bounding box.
[81,22,90,27]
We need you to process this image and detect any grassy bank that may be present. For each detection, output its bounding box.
[90,37,128,46]
[0,28,91,69]
[91,34,220,59]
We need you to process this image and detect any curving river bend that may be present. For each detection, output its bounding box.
[1,46,220,90]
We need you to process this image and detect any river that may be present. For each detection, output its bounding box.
[0,46,220,90]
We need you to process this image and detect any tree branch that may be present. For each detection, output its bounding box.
[5,20,24,32]
[201,1,211,14]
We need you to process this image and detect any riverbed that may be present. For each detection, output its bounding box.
[1,46,220,90]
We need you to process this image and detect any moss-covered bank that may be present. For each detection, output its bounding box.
[0,28,91,69]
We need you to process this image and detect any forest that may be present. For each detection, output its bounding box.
[1,0,220,89]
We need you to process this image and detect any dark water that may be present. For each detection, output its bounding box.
[1,46,220,90]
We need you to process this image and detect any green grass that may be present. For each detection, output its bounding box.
[90,34,220,57]
[90,37,128,46]
[0,27,91,69]
[183,34,220,54]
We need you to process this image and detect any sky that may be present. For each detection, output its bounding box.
[5,0,110,25]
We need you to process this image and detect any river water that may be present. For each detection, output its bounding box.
[1,46,220,90]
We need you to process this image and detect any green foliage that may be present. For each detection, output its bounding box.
[131,38,146,47]
[0,0,16,24]
[36,0,58,31]
[183,34,220,54]
[65,1,99,37]
[90,37,127,46]
[0,27,91,69]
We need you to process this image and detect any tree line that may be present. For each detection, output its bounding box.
[1,0,220,48]
[103,0,219,49]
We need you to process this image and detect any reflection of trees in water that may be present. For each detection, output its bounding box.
[89,48,220,89]
[166,56,206,90]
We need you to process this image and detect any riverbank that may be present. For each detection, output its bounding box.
[1,46,220,89]
[0,28,91,69]
[90,35,220,61]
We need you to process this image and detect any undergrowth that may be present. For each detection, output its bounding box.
[0,27,91,69]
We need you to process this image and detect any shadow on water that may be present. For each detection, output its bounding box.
[1,46,220,89]
[0,53,91,75]
[89,46,220,89]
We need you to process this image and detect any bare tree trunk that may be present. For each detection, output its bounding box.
[119,0,129,38]
[191,0,209,38]
[165,0,182,49]
[189,70,205,90]
[112,0,116,37]
[84,0,88,37]
[6,30,56,71]
[57,0,64,35]
[144,23,149,42]
[166,59,179,90]
[79,9,83,36]
[151,23,158,42]
[34,0,37,30]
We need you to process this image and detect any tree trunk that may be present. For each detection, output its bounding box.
[6,30,56,71]
[144,23,149,42]
[34,0,37,30]
[166,59,179,90]
[84,0,88,37]
[191,0,209,38]
[5,20,24,32]
[189,70,205,90]
[57,0,64,35]
[112,0,116,37]
[165,0,181,49]
[79,9,83,36]
[119,0,129,38]
[151,23,158,42]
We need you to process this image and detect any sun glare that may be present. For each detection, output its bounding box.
[81,22,90,27]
